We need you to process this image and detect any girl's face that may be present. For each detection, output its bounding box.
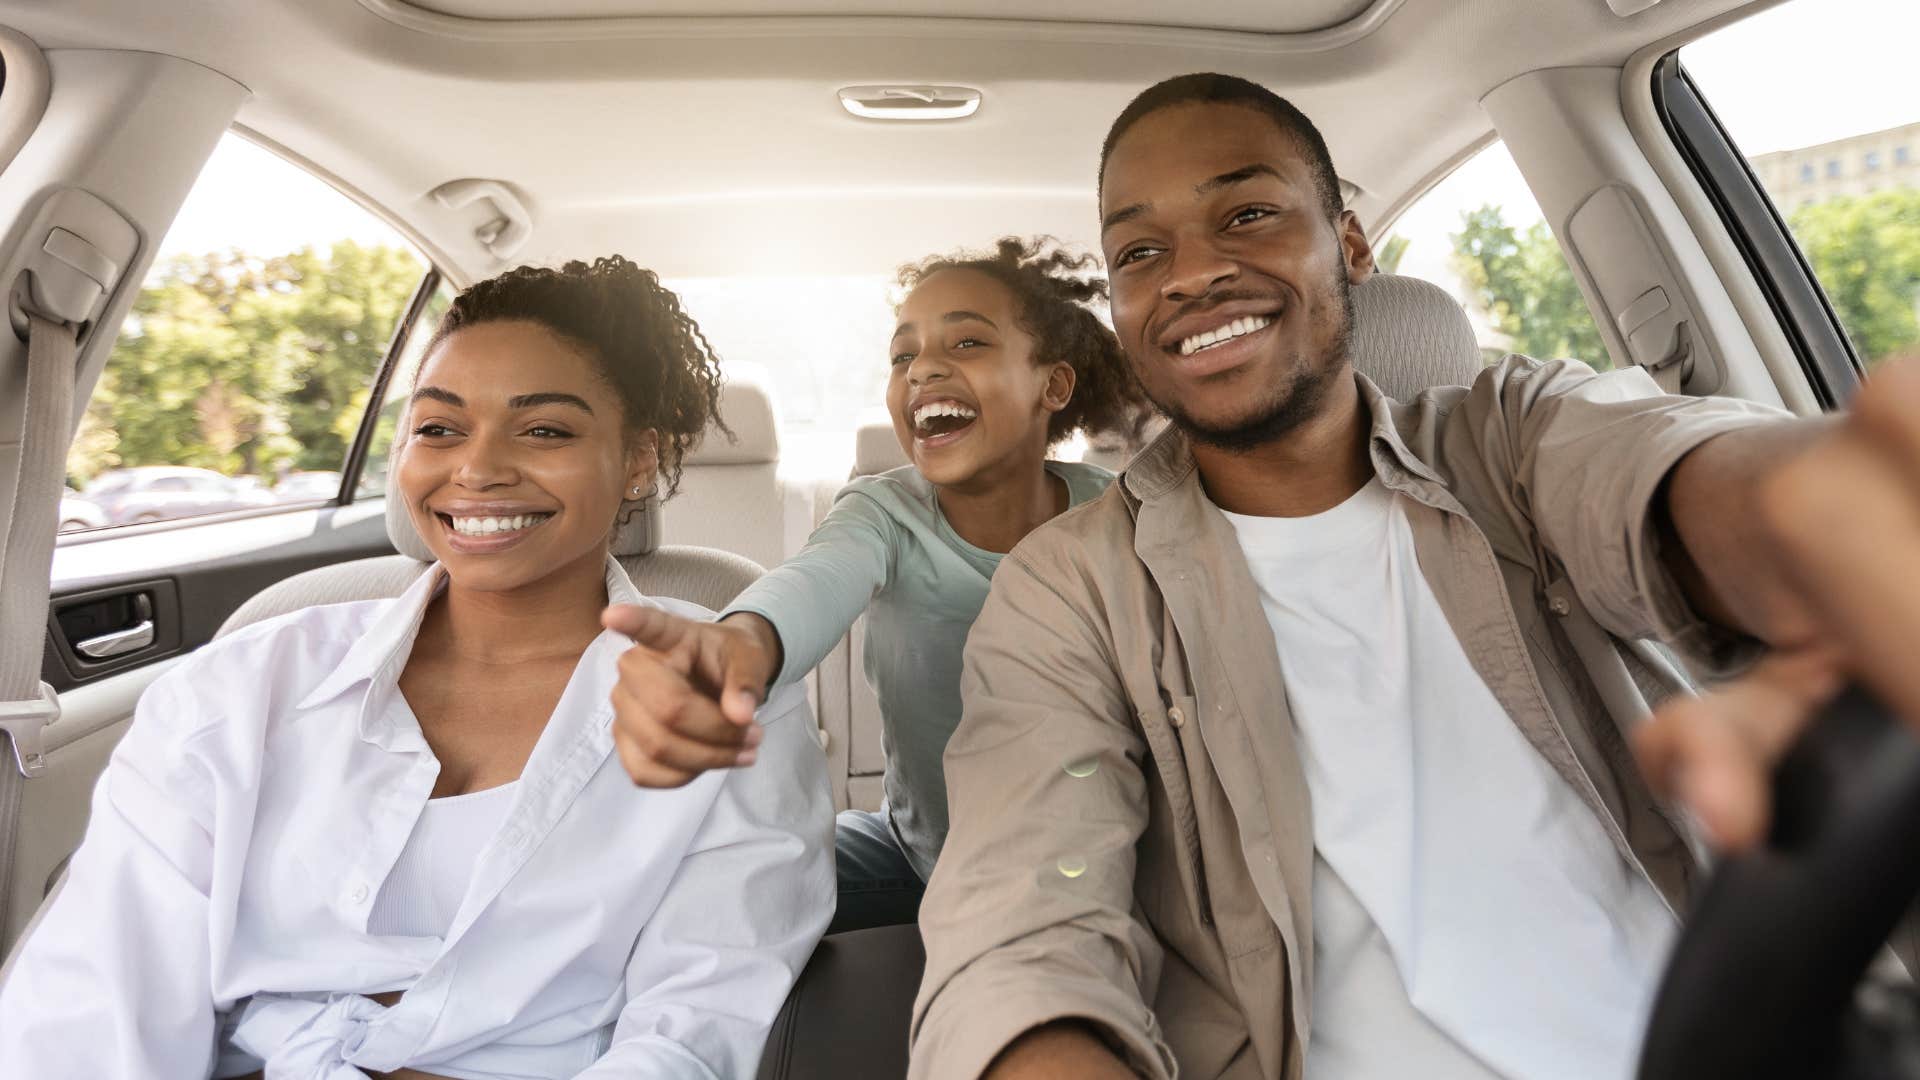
[886,268,1074,489]
[396,320,657,594]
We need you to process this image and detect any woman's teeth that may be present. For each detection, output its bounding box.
[1179,314,1273,356]
[449,513,550,536]
[913,400,979,434]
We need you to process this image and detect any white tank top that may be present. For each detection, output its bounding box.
[368,782,518,940]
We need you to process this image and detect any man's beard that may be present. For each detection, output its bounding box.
[1145,273,1355,455]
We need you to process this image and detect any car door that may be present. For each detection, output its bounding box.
[0,34,455,954]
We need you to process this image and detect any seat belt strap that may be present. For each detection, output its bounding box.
[0,313,79,939]
[1544,576,1713,869]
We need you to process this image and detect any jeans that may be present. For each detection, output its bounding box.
[830,807,926,935]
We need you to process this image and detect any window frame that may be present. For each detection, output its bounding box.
[59,138,445,539]
[1650,51,1862,409]
[336,265,443,506]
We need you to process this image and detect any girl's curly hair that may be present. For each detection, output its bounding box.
[424,255,727,499]
[896,236,1149,446]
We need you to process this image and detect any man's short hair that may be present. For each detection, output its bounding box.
[1099,73,1344,221]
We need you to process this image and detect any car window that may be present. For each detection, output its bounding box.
[63,132,431,531]
[355,280,454,501]
[1680,0,1920,370]
[1377,140,1611,371]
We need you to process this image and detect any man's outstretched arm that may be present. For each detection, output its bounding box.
[910,541,1171,1080]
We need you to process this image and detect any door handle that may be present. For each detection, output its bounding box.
[74,619,154,660]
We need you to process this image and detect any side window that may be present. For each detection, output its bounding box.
[1377,140,1611,371]
[1681,0,1920,370]
[62,133,430,531]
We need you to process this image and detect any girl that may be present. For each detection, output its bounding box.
[604,237,1146,933]
[0,257,834,1078]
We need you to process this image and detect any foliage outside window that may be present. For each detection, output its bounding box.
[1377,140,1610,371]
[63,134,428,531]
[1684,0,1920,369]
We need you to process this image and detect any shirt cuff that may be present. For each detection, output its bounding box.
[1623,428,1771,680]
[717,602,805,688]
[912,976,1176,1080]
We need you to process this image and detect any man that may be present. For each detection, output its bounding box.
[909,72,1907,1080]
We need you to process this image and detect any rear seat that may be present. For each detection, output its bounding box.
[660,376,814,573]
[811,419,909,812]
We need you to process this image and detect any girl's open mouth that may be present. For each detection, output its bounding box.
[912,401,979,447]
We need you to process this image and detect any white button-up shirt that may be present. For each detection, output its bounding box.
[0,556,836,1079]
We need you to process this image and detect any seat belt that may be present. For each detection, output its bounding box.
[1543,575,1716,871]
[0,309,79,937]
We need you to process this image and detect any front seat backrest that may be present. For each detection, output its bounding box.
[1346,272,1485,398]
[661,376,797,572]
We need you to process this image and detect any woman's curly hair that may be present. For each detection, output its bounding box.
[896,236,1149,446]
[424,255,727,499]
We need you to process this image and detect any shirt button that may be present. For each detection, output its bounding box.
[348,883,369,905]
[1167,706,1186,728]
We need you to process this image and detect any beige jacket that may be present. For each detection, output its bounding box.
[911,358,1796,1080]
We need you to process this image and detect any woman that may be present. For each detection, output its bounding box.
[604,237,1146,932]
[0,257,835,1078]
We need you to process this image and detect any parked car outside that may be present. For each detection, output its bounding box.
[57,487,107,532]
[271,471,344,504]
[84,466,278,525]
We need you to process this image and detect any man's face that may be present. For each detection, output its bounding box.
[1099,101,1374,450]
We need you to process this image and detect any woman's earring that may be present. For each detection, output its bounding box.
[630,485,644,497]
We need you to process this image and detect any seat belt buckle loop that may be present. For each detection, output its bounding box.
[0,681,59,778]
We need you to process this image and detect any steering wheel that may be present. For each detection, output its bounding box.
[1638,686,1920,1079]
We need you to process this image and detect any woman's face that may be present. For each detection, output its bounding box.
[396,320,656,593]
[885,268,1073,488]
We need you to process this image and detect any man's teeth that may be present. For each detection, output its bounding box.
[912,401,979,430]
[450,513,549,535]
[1179,314,1273,356]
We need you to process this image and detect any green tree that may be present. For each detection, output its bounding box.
[1786,188,1920,368]
[1450,205,1610,370]
[1375,234,1411,275]
[69,241,424,485]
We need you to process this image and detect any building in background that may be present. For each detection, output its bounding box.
[1752,121,1920,208]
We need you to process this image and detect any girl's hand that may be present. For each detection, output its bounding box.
[602,606,780,788]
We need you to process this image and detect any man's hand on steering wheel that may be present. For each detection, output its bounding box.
[1637,360,1920,850]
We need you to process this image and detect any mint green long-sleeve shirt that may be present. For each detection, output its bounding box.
[723,461,1113,879]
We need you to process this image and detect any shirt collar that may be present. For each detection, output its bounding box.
[297,553,645,714]
[1120,369,1448,510]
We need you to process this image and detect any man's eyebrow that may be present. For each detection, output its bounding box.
[1101,163,1288,234]
[1197,163,1285,195]
[943,310,998,330]
[1101,202,1148,233]
[892,321,914,340]
[411,386,464,408]
[507,391,593,413]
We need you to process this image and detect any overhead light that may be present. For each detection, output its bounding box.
[838,85,982,121]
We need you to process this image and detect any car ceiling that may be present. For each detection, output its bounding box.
[7,0,1769,281]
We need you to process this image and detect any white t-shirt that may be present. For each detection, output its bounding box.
[1219,478,1676,1080]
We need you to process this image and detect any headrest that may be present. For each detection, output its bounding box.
[853,419,909,477]
[685,377,779,467]
[1347,273,1485,400]
[385,487,660,561]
